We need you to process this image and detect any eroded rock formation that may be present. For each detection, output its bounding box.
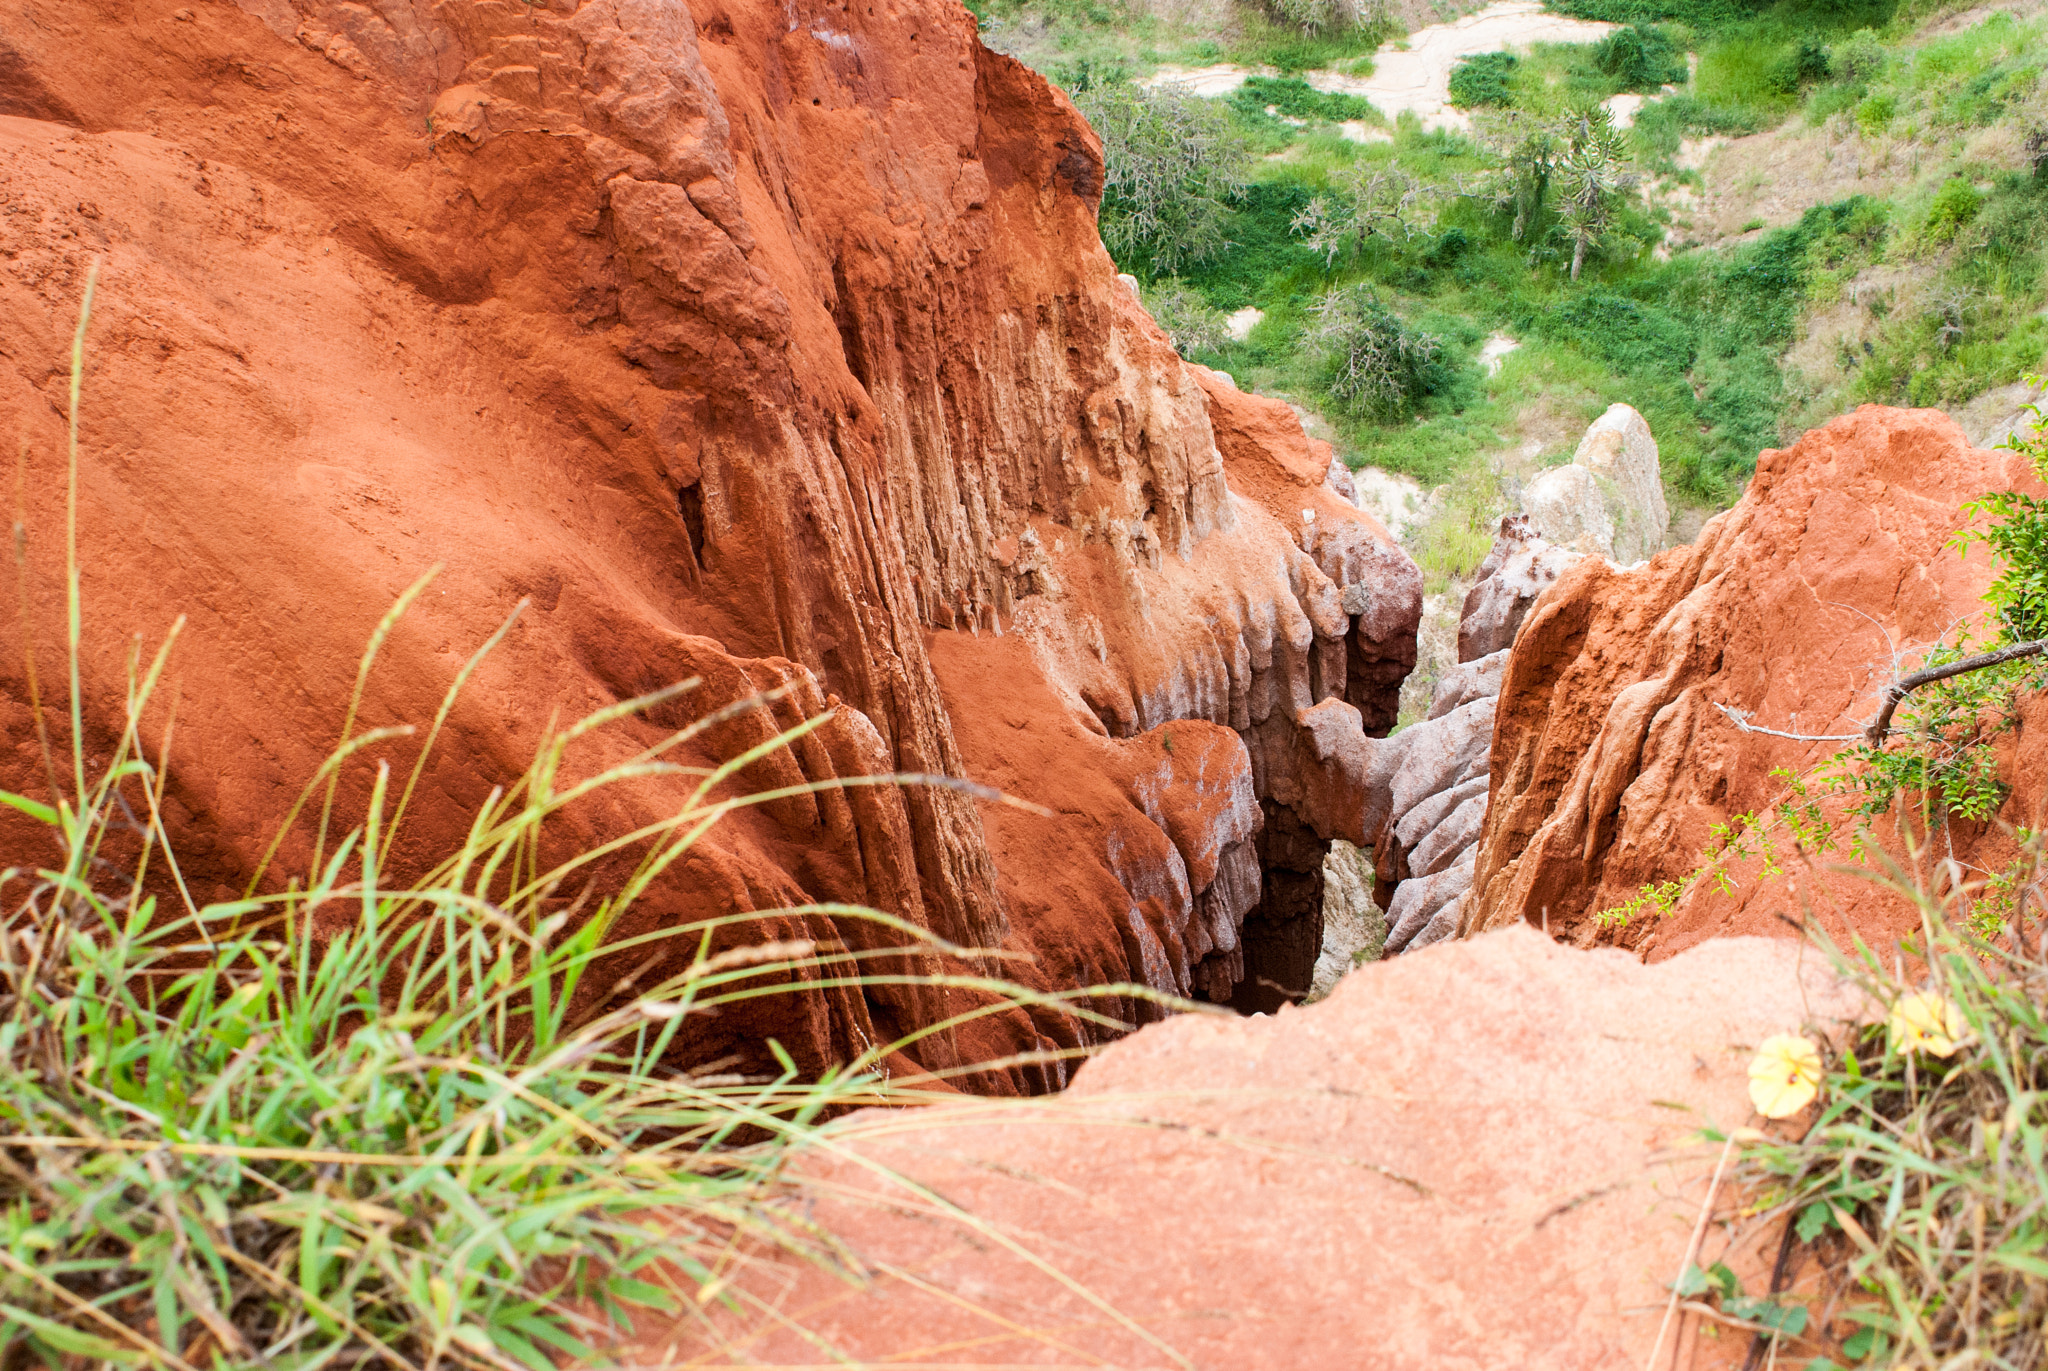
[1351,516,1577,954]
[0,0,1418,1077]
[1463,406,2047,954]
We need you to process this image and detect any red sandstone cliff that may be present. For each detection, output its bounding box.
[1461,406,2048,955]
[0,0,1418,1076]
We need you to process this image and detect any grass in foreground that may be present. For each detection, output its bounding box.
[1718,836,2048,1368]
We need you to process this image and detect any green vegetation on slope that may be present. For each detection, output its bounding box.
[1009,0,2048,523]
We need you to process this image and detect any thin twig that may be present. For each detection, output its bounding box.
[1714,635,2048,746]
[1715,703,1863,743]
[1644,1133,1740,1371]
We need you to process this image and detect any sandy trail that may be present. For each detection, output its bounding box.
[1146,0,1617,133]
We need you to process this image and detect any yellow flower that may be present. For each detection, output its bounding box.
[1748,1034,1823,1118]
[1889,991,1967,1059]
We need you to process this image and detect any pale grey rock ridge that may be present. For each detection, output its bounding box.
[1521,403,1669,564]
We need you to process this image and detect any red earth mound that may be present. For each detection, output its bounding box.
[1462,405,2048,956]
[642,926,1862,1368]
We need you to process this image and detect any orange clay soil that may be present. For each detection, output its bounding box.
[1463,405,2048,955]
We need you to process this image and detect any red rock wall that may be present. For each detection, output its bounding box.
[0,0,1417,1079]
[1462,406,2046,956]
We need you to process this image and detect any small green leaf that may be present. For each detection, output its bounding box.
[606,1275,680,1312]
[0,791,59,827]
[1708,1261,1741,1300]
[1674,1263,1712,1298]
[0,1304,144,1364]
[487,1323,554,1371]
[1795,1201,1835,1244]
[510,1312,593,1358]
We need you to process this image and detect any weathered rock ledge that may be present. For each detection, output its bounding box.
[650,925,1860,1368]
[1462,406,2048,954]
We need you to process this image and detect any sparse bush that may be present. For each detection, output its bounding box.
[1261,0,1384,38]
[1448,51,1519,109]
[1308,285,1452,419]
[1075,79,1253,273]
[1141,277,1232,355]
[1290,161,1438,263]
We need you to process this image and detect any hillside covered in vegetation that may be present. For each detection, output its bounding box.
[979,0,2048,582]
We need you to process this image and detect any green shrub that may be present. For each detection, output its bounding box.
[1172,178,1323,312]
[1769,37,1832,94]
[1546,0,1759,26]
[1228,74,1376,124]
[1594,24,1688,91]
[1141,277,1232,355]
[1049,54,1133,93]
[1076,79,1253,273]
[1923,176,1985,244]
[1804,79,1865,124]
[1855,89,1896,134]
[1448,52,1519,110]
[1829,26,1886,82]
[1630,92,1762,166]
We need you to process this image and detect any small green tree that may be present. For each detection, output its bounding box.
[1075,80,1252,274]
[1289,161,1436,264]
[1550,105,1634,280]
[1465,110,1556,245]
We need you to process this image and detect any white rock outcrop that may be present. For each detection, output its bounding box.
[1458,514,1583,662]
[1522,403,1669,564]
